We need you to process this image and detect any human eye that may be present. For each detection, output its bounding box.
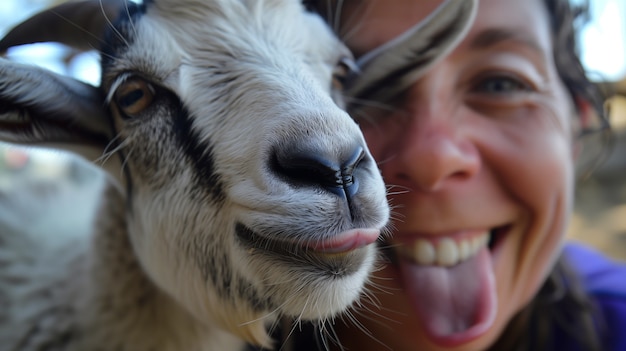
[473,74,532,94]
[462,61,549,120]
[464,67,542,114]
[471,72,534,96]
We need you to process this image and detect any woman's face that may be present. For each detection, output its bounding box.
[339,0,581,350]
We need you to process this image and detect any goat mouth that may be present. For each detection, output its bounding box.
[235,223,378,276]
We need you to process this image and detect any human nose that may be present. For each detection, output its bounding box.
[386,110,481,193]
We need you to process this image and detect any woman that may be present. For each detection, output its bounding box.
[272,0,626,350]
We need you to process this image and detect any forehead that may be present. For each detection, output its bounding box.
[461,0,552,52]
[342,0,552,57]
[339,0,441,56]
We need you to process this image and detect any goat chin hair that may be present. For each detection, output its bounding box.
[0,0,476,350]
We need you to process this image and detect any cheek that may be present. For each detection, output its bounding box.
[483,106,576,315]
[496,108,575,216]
[473,96,575,209]
[515,129,574,267]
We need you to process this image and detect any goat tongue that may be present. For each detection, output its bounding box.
[398,248,497,346]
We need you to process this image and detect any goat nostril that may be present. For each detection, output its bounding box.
[283,155,342,188]
[272,146,365,197]
[341,147,364,198]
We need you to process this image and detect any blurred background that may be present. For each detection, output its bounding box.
[1,0,626,260]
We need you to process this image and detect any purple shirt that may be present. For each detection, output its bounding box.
[561,242,626,351]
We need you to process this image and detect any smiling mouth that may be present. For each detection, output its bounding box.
[395,225,511,267]
[234,223,379,277]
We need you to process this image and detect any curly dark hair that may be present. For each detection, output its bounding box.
[544,0,614,183]
[545,0,608,121]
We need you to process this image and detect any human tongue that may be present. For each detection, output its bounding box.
[398,247,497,346]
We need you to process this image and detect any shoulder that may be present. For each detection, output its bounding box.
[563,242,626,351]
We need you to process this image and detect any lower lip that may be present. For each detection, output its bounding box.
[428,317,495,348]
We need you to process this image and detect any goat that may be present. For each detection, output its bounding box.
[0,0,476,350]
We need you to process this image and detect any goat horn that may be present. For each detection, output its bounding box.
[0,0,126,54]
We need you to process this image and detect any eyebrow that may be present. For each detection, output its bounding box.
[469,28,545,54]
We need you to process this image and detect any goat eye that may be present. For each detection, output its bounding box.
[114,78,155,117]
[332,57,357,91]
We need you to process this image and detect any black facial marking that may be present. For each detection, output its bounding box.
[172,104,226,204]
[236,276,273,311]
[200,247,233,300]
[195,238,274,312]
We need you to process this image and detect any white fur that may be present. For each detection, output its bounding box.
[0,0,389,350]
[0,0,478,348]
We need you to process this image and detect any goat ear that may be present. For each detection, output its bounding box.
[345,0,478,107]
[0,59,113,160]
[0,0,125,53]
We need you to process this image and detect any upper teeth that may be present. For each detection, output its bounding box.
[397,232,490,267]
